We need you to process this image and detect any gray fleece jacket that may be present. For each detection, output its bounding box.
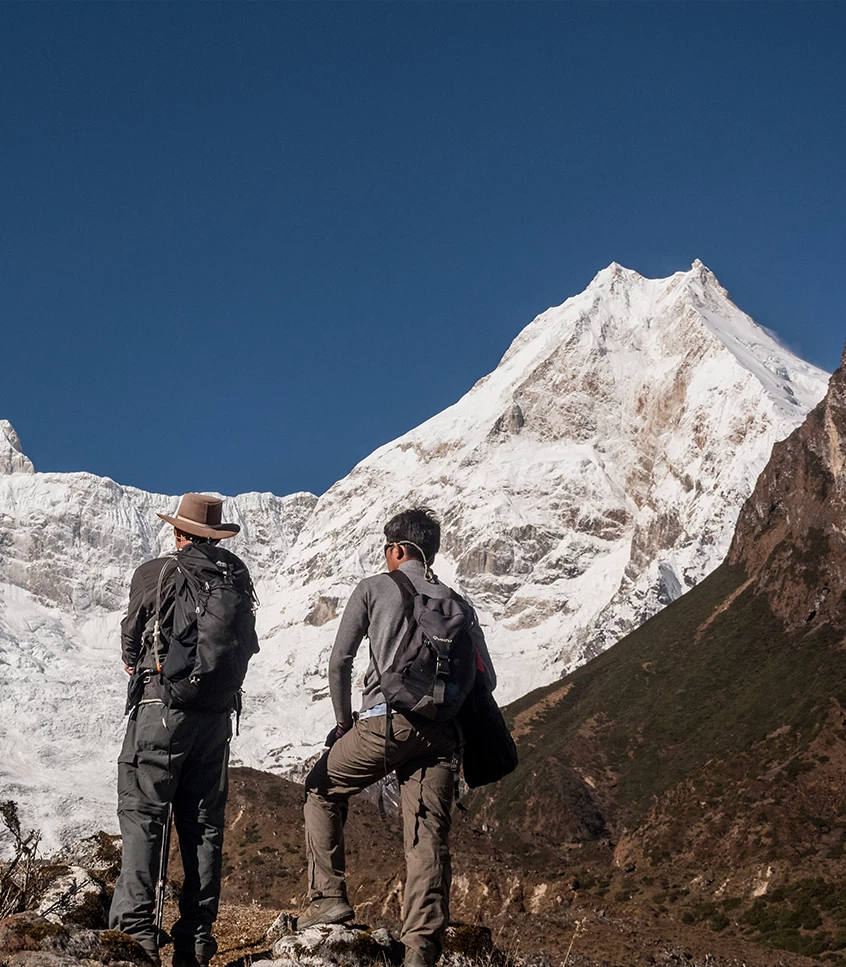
[328,560,497,728]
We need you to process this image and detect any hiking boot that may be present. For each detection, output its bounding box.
[297,897,355,930]
[403,950,433,967]
[139,944,160,967]
[171,951,211,967]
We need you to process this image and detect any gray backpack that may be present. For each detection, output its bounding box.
[371,570,477,721]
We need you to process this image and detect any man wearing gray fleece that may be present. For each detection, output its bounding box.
[301,508,496,967]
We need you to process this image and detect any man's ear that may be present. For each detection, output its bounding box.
[395,544,406,561]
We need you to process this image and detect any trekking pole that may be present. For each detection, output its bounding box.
[154,802,173,941]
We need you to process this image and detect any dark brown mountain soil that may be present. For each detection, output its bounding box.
[156,767,822,967]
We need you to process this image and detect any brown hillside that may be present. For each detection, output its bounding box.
[192,768,820,967]
[452,344,846,962]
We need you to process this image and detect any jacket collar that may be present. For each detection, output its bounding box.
[398,559,437,582]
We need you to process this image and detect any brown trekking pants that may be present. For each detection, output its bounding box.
[303,712,458,964]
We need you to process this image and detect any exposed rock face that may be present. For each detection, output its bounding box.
[0,421,34,475]
[0,263,830,847]
[36,867,108,928]
[271,923,404,965]
[728,345,846,628]
[270,921,499,967]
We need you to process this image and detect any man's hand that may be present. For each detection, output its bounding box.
[324,722,351,748]
[124,664,134,676]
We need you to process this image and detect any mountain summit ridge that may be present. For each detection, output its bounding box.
[0,263,831,846]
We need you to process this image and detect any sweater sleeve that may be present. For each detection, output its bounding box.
[328,580,370,728]
[120,567,150,669]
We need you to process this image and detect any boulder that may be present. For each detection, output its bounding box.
[272,923,402,965]
[0,912,151,967]
[50,833,122,881]
[266,911,297,943]
[269,921,504,967]
[37,867,108,929]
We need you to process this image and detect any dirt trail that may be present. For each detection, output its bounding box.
[694,576,755,643]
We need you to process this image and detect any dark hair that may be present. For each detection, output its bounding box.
[174,528,219,546]
[384,507,440,563]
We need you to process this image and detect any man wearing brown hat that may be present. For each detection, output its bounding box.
[109,494,258,967]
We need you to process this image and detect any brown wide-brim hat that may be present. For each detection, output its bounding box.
[157,493,241,540]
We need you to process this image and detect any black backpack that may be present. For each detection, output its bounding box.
[457,675,519,788]
[372,570,477,722]
[152,542,260,713]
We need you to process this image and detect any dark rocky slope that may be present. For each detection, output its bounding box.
[727,344,846,628]
[459,345,846,961]
[208,768,819,967]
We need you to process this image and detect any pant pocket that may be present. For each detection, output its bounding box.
[116,749,139,810]
[304,824,318,895]
[134,703,171,751]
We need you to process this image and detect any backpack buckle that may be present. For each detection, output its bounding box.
[436,656,450,678]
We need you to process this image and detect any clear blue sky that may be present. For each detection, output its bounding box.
[2,2,844,498]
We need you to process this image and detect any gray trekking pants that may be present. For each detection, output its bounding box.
[109,701,231,959]
[304,713,458,965]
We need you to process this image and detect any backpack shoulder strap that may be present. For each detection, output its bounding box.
[153,554,178,673]
[370,570,419,687]
[388,569,416,621]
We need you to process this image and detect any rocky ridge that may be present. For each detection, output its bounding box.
[727,344,846,627]
[0,421,33,476]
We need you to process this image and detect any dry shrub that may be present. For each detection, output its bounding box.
[0,800,44,917]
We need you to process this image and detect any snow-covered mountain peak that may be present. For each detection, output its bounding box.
[586,258,720,294]
[251,265,830,734]
[587,259,725,304]
[0,264,832,848]
[586,260,641,289]
[0,420,34,475]
[457,264,822,440]
[682,258,729,296]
